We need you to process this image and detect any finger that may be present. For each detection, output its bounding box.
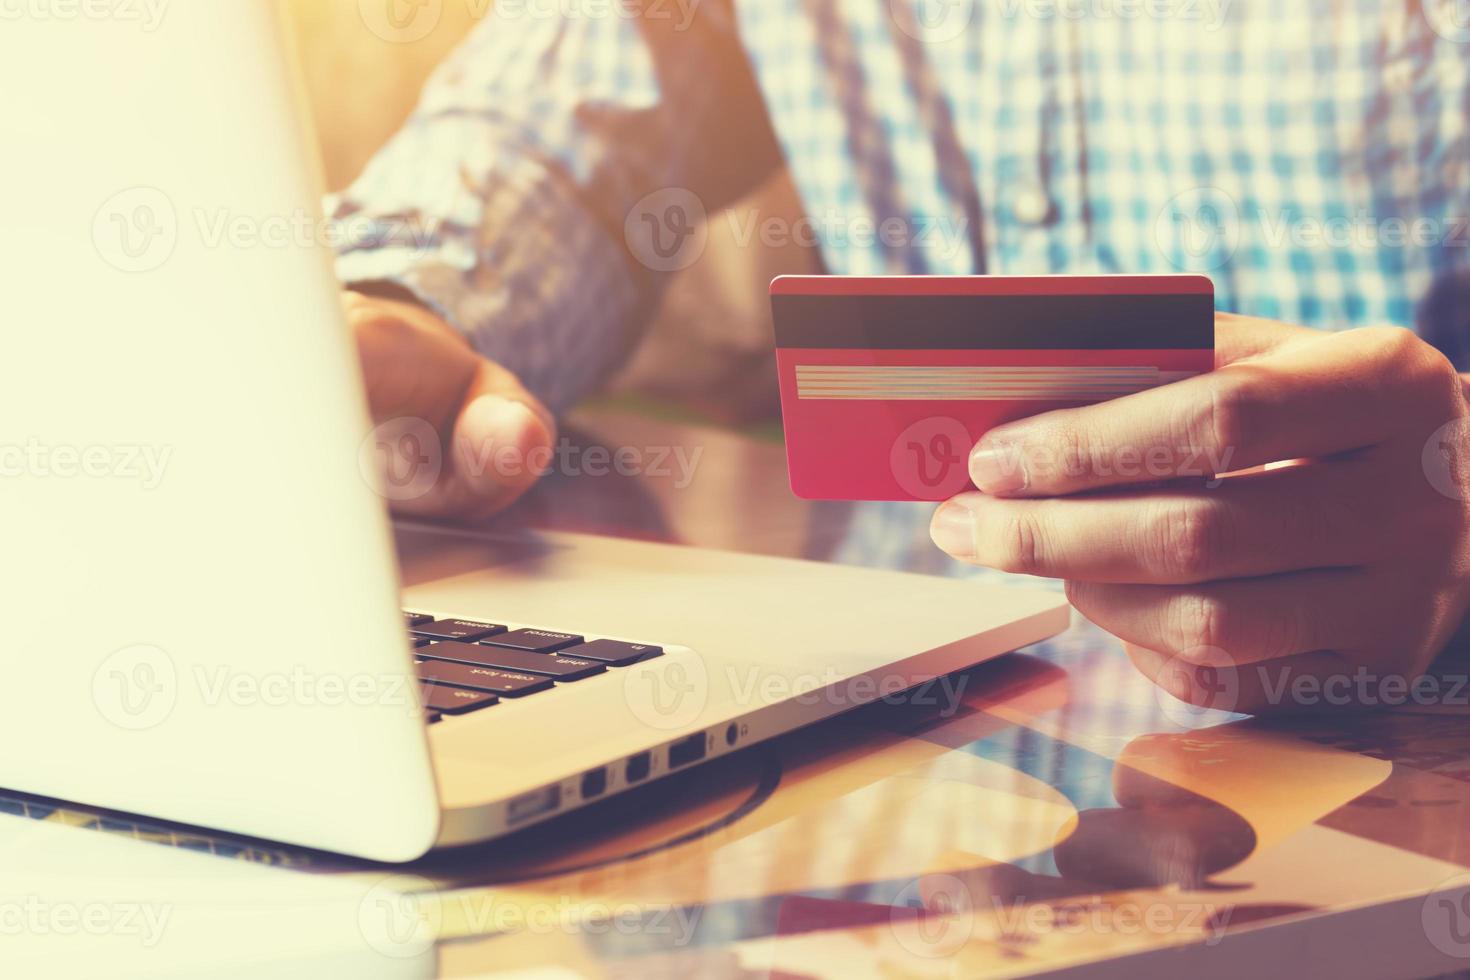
[969,325,1436,497]
[1065,569,1377,668]
[394,363,556,521]
[345,292,557,519]
[350,293,480,433]
[1211,311,1316,366]
[450,363,556,507]
[931,457,1385,583]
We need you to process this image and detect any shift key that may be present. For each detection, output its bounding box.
[416,659,554,697]
[411,618,507,642]
[423,641,606,680]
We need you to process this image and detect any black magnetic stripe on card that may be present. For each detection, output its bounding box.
[771,293,1215,350]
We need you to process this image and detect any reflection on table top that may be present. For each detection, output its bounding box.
[7,409,1470,979]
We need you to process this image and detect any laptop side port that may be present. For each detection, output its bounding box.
[507,785,562,825]
[580,767,607,800]
[625,751,651,783]
[668,732,707,769]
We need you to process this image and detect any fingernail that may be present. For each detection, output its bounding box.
[970,438,1028,495]
[930,502,977,558]
[457,395,543,482]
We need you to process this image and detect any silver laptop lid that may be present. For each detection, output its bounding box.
[0,1,441,860]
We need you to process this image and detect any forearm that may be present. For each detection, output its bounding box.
[329,0,782,415]
[331,140,645,415]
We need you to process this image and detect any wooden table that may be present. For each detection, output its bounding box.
[9,409,1470,979]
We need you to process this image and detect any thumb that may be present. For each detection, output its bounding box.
[448,364,557,512]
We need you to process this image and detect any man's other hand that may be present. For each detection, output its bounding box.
[930,314,1470,713]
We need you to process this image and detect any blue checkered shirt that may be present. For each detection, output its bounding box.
[331,0,1470,414]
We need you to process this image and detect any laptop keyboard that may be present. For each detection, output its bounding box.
[404,612,664,724]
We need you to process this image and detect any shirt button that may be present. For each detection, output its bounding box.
[1011,186,1054,227]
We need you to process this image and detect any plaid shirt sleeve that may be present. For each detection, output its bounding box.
[328,1,781,414]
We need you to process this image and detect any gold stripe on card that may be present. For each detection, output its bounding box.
[794,366,1198,400]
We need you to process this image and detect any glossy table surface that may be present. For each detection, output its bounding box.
[8,408,1470,979]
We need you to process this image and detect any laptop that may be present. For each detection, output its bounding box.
[0,2,1070,861]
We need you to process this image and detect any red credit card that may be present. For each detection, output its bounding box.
[771,275,1216,501]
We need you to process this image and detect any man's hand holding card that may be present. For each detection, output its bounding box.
[774,276,1470,713]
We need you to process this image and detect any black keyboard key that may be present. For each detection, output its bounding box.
[424,710,443,724]
[419,683,499,714]
[408,636,432,649]
[416,659,554,697]
[412,618,507,642]
[423,643,606,681]
[403,611,434,627]
[562,639,663,667]
[479,628,583,653]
